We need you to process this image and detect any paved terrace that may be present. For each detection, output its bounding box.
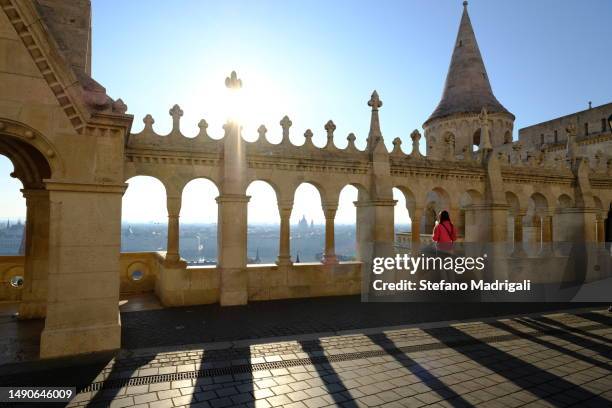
[0,297,610,407]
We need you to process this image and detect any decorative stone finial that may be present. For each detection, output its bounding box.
[324,120,336,145]
[112,98,128,114]
[304,129,313,142]
[367,90,384,151]
[347,133,356,145]
[143,114,155,129]
[325,121,336,148]
[197,119,208,137]
[410,130,423,158]
[280,115,292,130]
[478,107,488,123]
[368,90,383,111]
[257,125,267,139]
[463,1,468,8]
[169,104,183,120]
[225,71,242,90]
[392,137,402,154]
[280,115,292,141]
[169,104,183,132]
[478,107,493,150]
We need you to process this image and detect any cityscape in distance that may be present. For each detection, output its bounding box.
[0,216,410,264]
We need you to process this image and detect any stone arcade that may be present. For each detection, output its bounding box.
[0,0,610,358]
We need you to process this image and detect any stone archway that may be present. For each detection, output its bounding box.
[0,125,53,319]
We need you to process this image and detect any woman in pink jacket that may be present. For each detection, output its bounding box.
[432,210,456,252]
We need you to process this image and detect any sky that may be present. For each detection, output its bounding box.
[1,0,611,223]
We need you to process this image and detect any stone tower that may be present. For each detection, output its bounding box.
[34,0,92,75]
[423,1,515,160]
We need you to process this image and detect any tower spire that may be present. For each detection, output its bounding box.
[367,90,383,151]
[425,2,512,125]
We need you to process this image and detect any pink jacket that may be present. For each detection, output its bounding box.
[433,221,456,243]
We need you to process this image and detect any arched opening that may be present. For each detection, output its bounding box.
[121,176,167,252]
[0,155,26,304]
[291,183,324,263]
[504,130,512,144]
[505,191,523,255]
[554,193,574,244]
[334,185,359,261]
[181,178,219,265]
[246,180,279,264]
[472,129,481,151]
[0,133,52,316]
[525,193,549,255]
[423,188,451,242]
[392,187,415,250]
[593,196,604,244]
[0,155,25,255]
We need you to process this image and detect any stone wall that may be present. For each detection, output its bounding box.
[519,103,612,149]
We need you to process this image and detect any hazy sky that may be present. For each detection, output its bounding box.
[1,0,611,223]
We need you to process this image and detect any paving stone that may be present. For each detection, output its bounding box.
[149,399,174,408]
[133,393,158,404]
[266,394,292,406]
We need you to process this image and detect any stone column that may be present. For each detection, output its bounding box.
[322,202,338,264]
[217,194,250,305]
[463,207,477,242]
[541,214,553,242]
[510,210,526,257]
[277,201,293,266]
[355,198,372,262]
[18,189,50,319]
[469,204,509,243]
[596,213,605,247]
[165,195,183,265]
[410,206,422,251]
[539,211,554,256]
[217,117,249,306]
[529,215,542,254]
[40,181,125,359]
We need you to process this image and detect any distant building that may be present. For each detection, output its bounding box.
[298,215,309,231]
[517,102,612,160]
[0,220,25,255]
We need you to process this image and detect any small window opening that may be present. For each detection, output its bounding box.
[10,276,24,288]
[131,270,144,281]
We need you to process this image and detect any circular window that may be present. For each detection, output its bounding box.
[131,270,144,281]
[10,275,24,288]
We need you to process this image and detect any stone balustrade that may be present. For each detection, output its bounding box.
[0,254,361,305]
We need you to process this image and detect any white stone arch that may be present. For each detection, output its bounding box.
[122,175,169,252]
[0,118,64,179]
[422,187,452,234]
[291,182,326,263]
[177,178,220,264]
[245,180,280,264]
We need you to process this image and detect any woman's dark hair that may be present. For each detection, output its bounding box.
[439,210,451,222]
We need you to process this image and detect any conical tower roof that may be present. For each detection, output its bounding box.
[425,2,512,125]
